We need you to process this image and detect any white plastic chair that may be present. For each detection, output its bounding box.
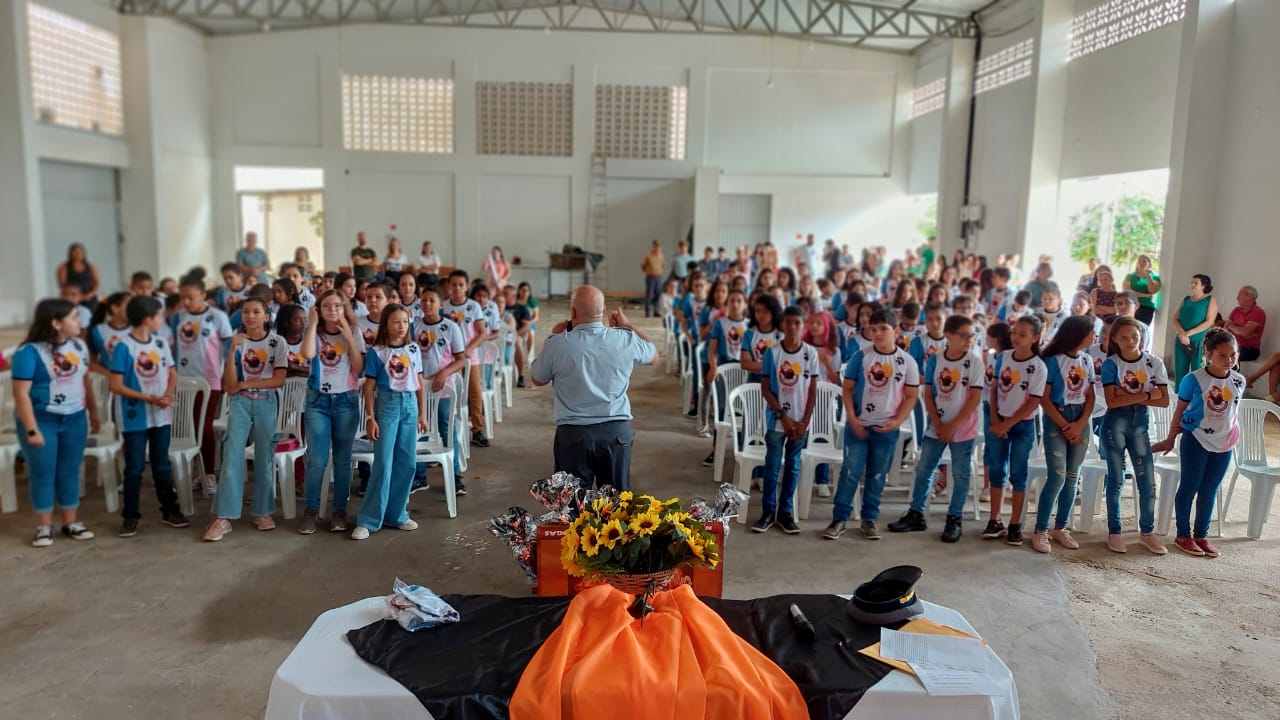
[1070,432,1128,534]
[1148,402,1186,536]
[0,371,18,513]
[478,339,501,435]
[710,363,748,486]
[1222,399,1280,539]
[796,381,843,520]
[210,390,230,476]
[693,340,709,427]
[455,363,472,472]
[663,315,679,375]
[677,334,694,413]
[83,373,123,513]
[497,324,516,408]
[728,384,768,525]
[169,377,210,517]
[417,385,459,519]
[265,377,309,519]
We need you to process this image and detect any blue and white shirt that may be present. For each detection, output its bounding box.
[709,317,749,364]
[11,339,90,416]
[109,334,175,431]
[441,298,485,365]
[365,343,424,393]
[992,351,1047,419]
[172,307,234,387]
[308,330,365,394]
[909,332,947,373]
[1101,351,1168,397]
[741,327,784,375]
[923,349,985,442]
[231,332,287,398]
[90,323,132,365]
[413,318,466,390]
[1043,352,1094,409]
[1176,368,1245,453]
[843,346,920,428]
[761,341,820,431]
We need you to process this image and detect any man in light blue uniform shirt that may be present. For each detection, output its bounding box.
[530,285,658,491]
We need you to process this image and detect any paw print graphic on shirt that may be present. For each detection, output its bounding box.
[865,402,877,414]
[53,393,66,404]
[321,382,332,393]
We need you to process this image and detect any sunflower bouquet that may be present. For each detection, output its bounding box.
[561,492,720,580]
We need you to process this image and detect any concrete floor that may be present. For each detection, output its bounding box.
[0,303,1277,720]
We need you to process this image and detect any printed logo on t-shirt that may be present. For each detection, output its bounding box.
[362,327,376,346]
[418,328,438,348]
[1066,365,1086,394]
[1122,369,1147,393]
[937,367,960,395]
[726,325,744,352]
[179,321,201,343]
[135,349,163,379]
[867,360,895,389]
[985,362,996,387]
[387,351,413,381]
[1206,384,1233,414]
[778,359,803,388]
[753,335,776,357]
[52,348,82,378]
[319,339,346,368]
[242,348,267,373]
[104,335,123,359]
[1000,366,1026,392]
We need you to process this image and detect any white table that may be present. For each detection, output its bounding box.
[265,597,1020,720]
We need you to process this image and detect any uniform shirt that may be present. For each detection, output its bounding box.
[283,337,309,375]
[297,287,316,313]
[1177,368,1245,453]
[761,341,820,432]
[90,323,132,365]
[709,317,749,364]
[308,330,366,394]
[923,349,985,442]
[441,298,485,365]
[529,322,656,426]
[908,333,947,373]
[741,327,784,373]
[678,294,707,338]
[413,318,466,390]
[1040,308,1071,343]
[232,332,287,398]
[836,321,860,358]
[403,299,424,324]
[172,307,234,387]
[365,343,424,393]
[74,304,92,329]
[1044,352,1094,409]
[1101,351,1169,398]
[11,339,90,415]
[356,315,380,349]
[109,333,174,431]
[843,346,920,428]
[1000,305,1032,324]
[1086,344,1109,419]
[985,287,1012,317]
[353,299,369,318]
[217,285,250,310]
[993,351,1048,418]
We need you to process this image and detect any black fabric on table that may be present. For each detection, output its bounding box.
[346,593,895,720]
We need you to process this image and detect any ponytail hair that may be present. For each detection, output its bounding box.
[1013,315,1043,357]
[91,291,131,328]
[985,322,1013,353]
[1041,315,1095,358]
[1202,327,1237,361]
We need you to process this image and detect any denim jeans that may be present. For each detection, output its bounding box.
[213,393,279,520]
[303,390,360,513]
[17,410,87,513]
[832,428,899,522]
[122,425,178,519]
[762,430,807,516]
[1175,433,1232,538]
[358,391,418,532]
[1102,406,1156,534]
[644,275,663,317]
[1037,405,1088,533]
[985,418,1036,492]
[909,436,975,517]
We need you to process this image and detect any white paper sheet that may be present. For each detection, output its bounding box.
[879,628,988,671]
[910,663,1007,697]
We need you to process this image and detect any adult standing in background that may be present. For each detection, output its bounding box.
[417,241,441,285]
[641,240,665,318]
[671,240,695,282]
[1124,254,1162,326]
[794,234,818,272]
[483,246,510,293]
[350,232,377,282]
[382,236,409,280]
[235,232,271,283]
[1021,261,1060,309]
[824,239,841,279]
[1222,285,1266,362]
[293,247,316,278]
[56,243,100,307]
[530,285,658,491]
[1171,274,1219,384]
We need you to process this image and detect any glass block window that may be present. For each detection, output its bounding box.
[26,2,123,135]
[910,79,946,119]
[341,74,453,153]
[476,81,573,157]
[595,85,687,160]
[975,38,1034,95]
[297,195,313,213]
[1070,0,1186,60]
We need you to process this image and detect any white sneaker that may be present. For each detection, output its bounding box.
[351,526,371,541]
[397,519,419,531]
[1031,531,1052,554]
[816,484,833,498]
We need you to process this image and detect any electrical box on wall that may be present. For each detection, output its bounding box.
[961,204,985,224]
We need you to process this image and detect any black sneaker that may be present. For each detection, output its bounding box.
[61,522,94,541]
[472,431,491,447]
[941,514,963,543]
[32,525,54,548]
[119,518,139,538]
[982,519,1007,539]
[410,480,430,495]
[823,520,847,540]
[162,511,190,528]
[887,509,928,533]
[1006,523,1024,546]
[751,511,776,533]
[702,452,715,468]
[455,479,467,496]
[685,408,698,419]
[517,376,526,388]
[356,481,368,497]
[777,513,801,535]
[861,520,881,540]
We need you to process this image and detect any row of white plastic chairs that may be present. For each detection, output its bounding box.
[0,324,530,519]
[659,317,1279,538]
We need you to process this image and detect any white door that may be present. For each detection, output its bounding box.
[40,160,122,296]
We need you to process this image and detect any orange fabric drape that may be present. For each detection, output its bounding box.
[509,584,807,720]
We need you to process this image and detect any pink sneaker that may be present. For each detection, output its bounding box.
[1174,536,1205,556]
[1050,528,1079,549]
[1031,531,1052,553]
[1194,537,1220,558]
[252,515,277,532]
[1106,534,1127,553]
[1139,533,1167,555]
[203,518,232,542]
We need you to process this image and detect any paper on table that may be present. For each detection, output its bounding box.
[880,628,988,671]
[857,617,982,677]
[911,662,1007,696]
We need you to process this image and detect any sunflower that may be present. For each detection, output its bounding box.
[600,519,626,549]
[686,536,706,562]
[581,525,602,557]
[628,511,660,537]
[618,490,634,502]
[591,497,612,514]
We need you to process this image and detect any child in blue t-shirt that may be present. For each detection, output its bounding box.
[705,289,750,470]
[108,295,185,537]
[89,291,133,373]
[754,307,819,535]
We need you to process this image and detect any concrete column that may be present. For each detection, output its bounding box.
[933,39,974,259]
[692,166,720,253]
[1158,0,1235,356]
[0,0,46,322]
[1019,0,1073,266]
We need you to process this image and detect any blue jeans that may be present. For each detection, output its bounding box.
[122,425,177,519]
[909,436,974,517]
[1175,434,1232,538]
[17,410,87,513]
[1102,406,1155,534]
[358,391,418,532]
[1037,406,1088,532]
[213,393,279,520]
[762,430,807,515]
[986,418,1036,492]
[833,428,900,522]
[303,390,360,513]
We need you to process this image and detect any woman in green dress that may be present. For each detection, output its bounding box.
[1124,254,1162,326]
[1171,274,1219,384]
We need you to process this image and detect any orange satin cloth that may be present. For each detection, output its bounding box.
[509,584,808,719]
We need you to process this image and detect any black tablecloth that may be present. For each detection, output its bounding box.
[347,593,895,720]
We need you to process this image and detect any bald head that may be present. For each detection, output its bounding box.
[571,285,605,323]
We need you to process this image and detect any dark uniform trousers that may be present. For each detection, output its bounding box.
[553,420,635,491]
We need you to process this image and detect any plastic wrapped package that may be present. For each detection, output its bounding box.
[386,578,460,632]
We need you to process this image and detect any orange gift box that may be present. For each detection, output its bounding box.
[534,521,725,598]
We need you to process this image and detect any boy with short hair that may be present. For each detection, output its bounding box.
[826,307,920,541]
[217,262,250,311]
[896,302,921,351]
[986,268,1012,317]
[442,270,491,447]
[1001,290,1034,324]
[129,272,155,299]
[888,315,985,542]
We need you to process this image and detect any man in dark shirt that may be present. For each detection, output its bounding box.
[350,232,377,281]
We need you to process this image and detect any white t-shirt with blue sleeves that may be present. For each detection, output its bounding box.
[365,343,424,393]
[1177,368,1245,453]
[923,349,985,442]
[1044,352,1094,409]
[1100,351,1168,396]
[709,317,749,364]
[308,330,366,394]
[761,341,820,432]
[993,351,1047,419]
[90,323,132,365]
[413,318,467,389]
[109,334,175,431]
[741,327,783,372]
[11,340,90,416]
[843,346,920,428]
